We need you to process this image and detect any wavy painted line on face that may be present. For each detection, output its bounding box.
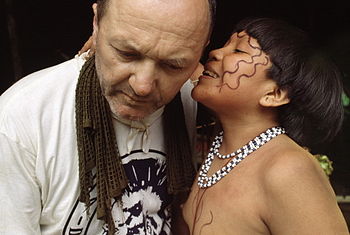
[225,32,263,74]
[223,51,263,76]
[218,34,269,91]
[220,55,269,91]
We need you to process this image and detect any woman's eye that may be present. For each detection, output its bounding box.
[234,49,245,53]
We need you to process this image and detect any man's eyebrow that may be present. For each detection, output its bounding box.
[162,58,188,67]
[112,39,188,66]
[112,39,139,51]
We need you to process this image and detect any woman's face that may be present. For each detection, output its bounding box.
[191,31,274,114]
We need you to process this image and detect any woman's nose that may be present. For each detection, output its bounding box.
[208,47,224,62]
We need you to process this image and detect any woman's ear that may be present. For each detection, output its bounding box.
[259,86,290,107]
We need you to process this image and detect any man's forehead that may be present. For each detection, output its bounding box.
[105,0,210,39]
[112,39,194,65]
[99,0,209,62]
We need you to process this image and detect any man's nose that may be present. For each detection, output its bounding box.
[129,61,156,96]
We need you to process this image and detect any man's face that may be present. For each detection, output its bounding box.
[92,0,209,120]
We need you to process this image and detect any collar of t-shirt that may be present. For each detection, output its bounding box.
[111,107,165,154]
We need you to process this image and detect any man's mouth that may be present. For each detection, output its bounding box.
[107,91,150,105]
[202,70,219,78]
[123,94,151,104]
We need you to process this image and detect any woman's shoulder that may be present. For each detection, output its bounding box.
[260,136,333,198]
[257,137,348,234]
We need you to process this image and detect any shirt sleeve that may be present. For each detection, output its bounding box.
[0,132,42,234]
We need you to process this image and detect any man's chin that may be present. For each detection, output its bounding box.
[119,113,147,121]
[106,96,159,120]
[110,106,152,121]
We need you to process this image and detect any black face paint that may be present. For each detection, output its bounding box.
[218,33,269,92]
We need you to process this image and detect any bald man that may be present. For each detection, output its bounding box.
[0,0,215,234]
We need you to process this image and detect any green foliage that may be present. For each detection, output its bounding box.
[314,154,334,177]
[343,92,350,107]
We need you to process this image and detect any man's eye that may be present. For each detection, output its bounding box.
[168,64,182,70]
[163,63,183,71]
[115,48,138,58]
[120,51,138,58]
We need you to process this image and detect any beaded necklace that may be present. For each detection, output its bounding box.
[198,126,285,188]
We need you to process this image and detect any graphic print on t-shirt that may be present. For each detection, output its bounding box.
[63,150,171,235]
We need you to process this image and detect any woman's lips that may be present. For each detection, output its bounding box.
[202,68,219,79]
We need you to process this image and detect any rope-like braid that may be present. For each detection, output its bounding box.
[76,56,128,234]
[164,93,196,193]
[75,56,195,233]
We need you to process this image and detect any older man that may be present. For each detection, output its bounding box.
[0,0,215,234]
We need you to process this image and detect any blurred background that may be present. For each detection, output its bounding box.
[1,0,350,226]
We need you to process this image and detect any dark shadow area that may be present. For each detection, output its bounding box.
[1,0,92,92]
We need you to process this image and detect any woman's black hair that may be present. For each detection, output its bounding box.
[233,17,344,149]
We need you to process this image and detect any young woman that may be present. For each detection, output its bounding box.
[182,17,349,234]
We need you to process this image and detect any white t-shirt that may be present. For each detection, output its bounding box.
[0,54,197,234]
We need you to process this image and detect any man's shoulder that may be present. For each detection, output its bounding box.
[0,54,87,138]
[2,55,85,98]
[0,55,86,114]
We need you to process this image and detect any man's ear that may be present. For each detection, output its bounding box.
[92,3,99,47]
[259,86,290,107]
